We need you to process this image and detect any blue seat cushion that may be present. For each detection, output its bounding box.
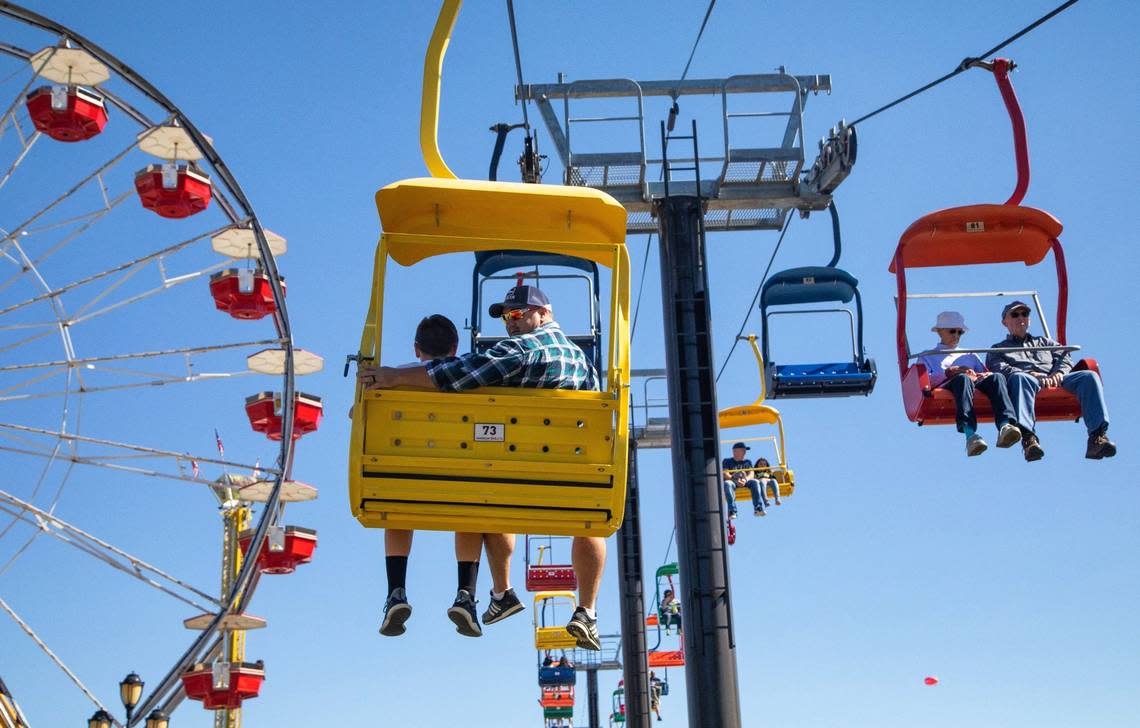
[774,362,871,380]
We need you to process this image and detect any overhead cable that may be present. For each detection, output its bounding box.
[850,0,1080,126]
[677,0,717,88]
[629,234,655,342]
[636,2,719,341]
[505,0,530,128]
[715,213,793,382]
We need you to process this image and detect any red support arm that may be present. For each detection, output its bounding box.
[1051,237,1068,345]
[893,248,910,379]
[992,58,1030,206]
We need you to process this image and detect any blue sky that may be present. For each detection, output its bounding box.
[2,1,1137,726]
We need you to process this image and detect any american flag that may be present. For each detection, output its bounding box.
[214,429,225,458]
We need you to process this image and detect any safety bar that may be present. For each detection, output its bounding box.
[909,344,1080,359]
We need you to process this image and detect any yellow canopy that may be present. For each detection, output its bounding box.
[376,177,628,267]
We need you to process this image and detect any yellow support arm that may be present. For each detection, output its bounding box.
[420,0,461,179]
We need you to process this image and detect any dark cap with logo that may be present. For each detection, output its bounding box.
[1001,300,1031,318]
[731,442,750,451]
[489,285,551,318]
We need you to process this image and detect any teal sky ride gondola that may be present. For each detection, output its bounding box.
[760,203,876,398]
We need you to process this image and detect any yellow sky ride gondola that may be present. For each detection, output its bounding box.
[718,335,795,499]
[347,0,632,538]
[534,591,580,650]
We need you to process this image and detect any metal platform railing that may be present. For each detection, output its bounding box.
[518,73,849,234]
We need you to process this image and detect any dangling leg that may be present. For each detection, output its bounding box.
[448,532,484,637]
[1007,372,1044,461]
[747,479,765,516]
[482,533,525,626]
[944,374,986,456]
[723,479,738,520]
[1062,370,1116,459]
[976,372,1021,447]
[379,529,414,636]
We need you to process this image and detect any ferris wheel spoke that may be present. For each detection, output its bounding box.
[0,62,41,144]
[0,337,283,374]
[0,595,121,726]
[17,185,127,236]
[0,423,277,483]
[0,363,65,397]
[0,192,129,298]
[0,326,52,354]
[0,124,39,193]
[0,490,223,611]
[1,132,146,242]
[0,224,226,320]
[67,258,230,327]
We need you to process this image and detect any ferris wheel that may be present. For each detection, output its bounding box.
[0,3,323,725]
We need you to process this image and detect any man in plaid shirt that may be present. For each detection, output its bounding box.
[428,287,599,392]
[363,285,607,650]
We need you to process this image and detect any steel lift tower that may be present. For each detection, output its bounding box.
[521,73,855,726]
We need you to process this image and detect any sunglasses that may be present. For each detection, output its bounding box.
[944,328,964,335]
[1008,310,1030,319]
[500,307,536,322]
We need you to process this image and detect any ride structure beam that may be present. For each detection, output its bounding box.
[587,667,600,728]
[617,439,651,726]
[654,123,741,726]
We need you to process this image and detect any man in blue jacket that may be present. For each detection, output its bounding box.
[985,301,1115,461]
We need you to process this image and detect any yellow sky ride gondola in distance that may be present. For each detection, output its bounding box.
[347,0,631,538]
[719,335,795,500]
[534,591,581,650]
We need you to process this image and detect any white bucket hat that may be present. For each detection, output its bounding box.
[931,311,968,332]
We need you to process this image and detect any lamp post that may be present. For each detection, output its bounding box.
[144,709,170,728]
[119,673,143,726]
[87,709,113,728]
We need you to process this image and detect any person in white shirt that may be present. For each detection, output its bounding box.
[918,311,1021,456]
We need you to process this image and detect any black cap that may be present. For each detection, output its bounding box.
[731,442,749,451]
[1001,300,1031,318]
[489,285,551,318]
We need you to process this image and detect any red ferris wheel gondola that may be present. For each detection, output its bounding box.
[25,84,108,141]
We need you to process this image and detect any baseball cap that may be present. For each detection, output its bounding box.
[1001,300,1031,318]
[489,285,551,318]
[731,442,750,450]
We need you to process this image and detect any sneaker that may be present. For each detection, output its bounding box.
[447,589,483,637]
[566,607,601,651]
[966,434,988,457]
[754,508,765,517]
[379,587,412,637]
[1022,433,1045,462]
[482,587,525,625]
[1085,426,1117,460]
[996,422,1021,448]
[727,511,737,520]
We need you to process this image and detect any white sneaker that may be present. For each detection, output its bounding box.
[966,434,988,457]
[996,422,1021,448]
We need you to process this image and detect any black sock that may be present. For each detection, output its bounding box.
[457,560,479,594]
[385,555,408,594]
